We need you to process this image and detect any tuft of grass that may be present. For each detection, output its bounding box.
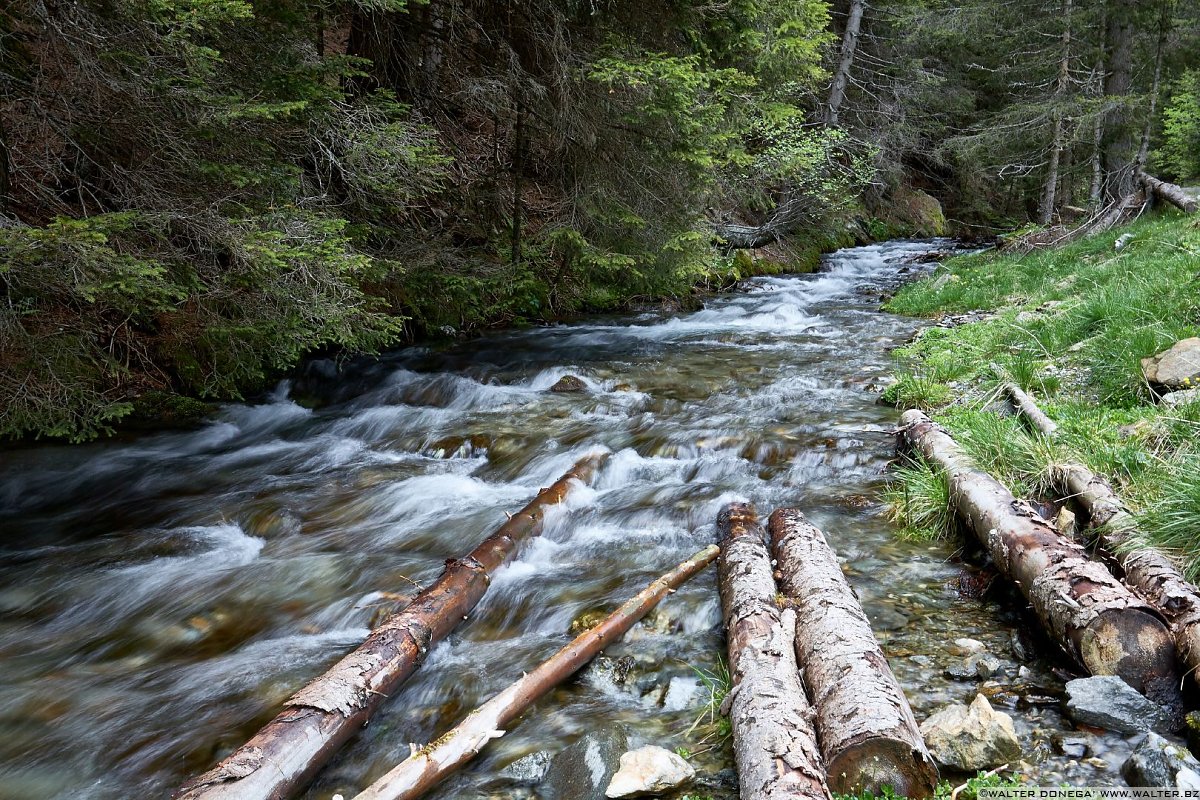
[683,658,733,748]
[1137,453,1200,582]
[881,374,952,411]
[883,456,954,540]
[834,769,1025,800]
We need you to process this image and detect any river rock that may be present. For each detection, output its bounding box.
[1162,389,1200,408]
[919,694,1021,771]
[500,750,553,785]
[1064,676,1176,734]
[544,728,628,800]
[1142,338,1200,389]
[1122,733,1200,787]
[550,375,588,393]
[945,653,1003,681]
[605,746,695,798]
[660,675,702,712]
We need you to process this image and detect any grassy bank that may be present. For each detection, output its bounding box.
[881,212,1200,576]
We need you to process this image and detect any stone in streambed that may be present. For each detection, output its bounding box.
[544,728,628,800]
[1122,733,1200,788]
[500,750,553,785]
[919,694,1021,771]
[605,746,695,798]
[1142,338,1200,390]
[549,375,588,393]
[1064,676,1176,734]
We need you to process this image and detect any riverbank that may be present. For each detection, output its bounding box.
[881,212,1200,576]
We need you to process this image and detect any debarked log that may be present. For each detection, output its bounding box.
[768,508,938,798]
[717,502,831,800]
[1137,170,1199,214]
[1001,388,1200,685]
[175,453,609,800]
[899,411,1180,707]
[352,544,720,800]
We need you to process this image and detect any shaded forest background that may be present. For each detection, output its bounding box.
[1,0,1198,440]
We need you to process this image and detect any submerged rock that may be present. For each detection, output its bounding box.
[500,751,553,785]
[544,728,628,800]
[550,375,588,393]
[1142,338,1200,390]
[1122,733,1200,787]
[919,694,1021,771]
[1064,676,1176,734]
[605,746,695,798]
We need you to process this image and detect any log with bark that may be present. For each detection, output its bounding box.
[1136,170,1199,214]
[1001,387,1200,686]
[717,502,831,800]
[175,454,609,800]
[999,381,1057,436]
[352,544,720,800]
[899,411,1180,708]
[768,508,938,799]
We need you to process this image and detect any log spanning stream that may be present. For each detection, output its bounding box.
[0,241,1149,799]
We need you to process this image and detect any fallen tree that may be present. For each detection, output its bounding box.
[1137,170,1199,214]
[999,382,1057,436]
[768,508,938,799]
[352,544,720,800]
[175,453,609,800]
[718,502,830,800]
[1000,389,1200,686]
[900,411,1181,708]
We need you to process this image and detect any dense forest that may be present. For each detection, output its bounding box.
[2,0,1199,440]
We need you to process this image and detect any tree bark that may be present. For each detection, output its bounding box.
[1101,0,1137,203]
[1136,170,1199,213]
[1039,0,1073,225]
[1136,0,1170,170]
[899,411,1180,706]
[353,544,721,800]
[175,454,608,800]
[768,508,938,799]
[826,0,866,127]
[717,503,830,800]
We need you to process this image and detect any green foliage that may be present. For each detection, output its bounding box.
[883,456,954,540]
[834,769,1025,800]
[1158,70,1200,180]
[684,658,733,747]
[880,374,952,410]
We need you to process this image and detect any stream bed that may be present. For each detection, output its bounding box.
[0,241,1149,799]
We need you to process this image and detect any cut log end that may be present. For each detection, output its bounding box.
[1079,609,1180,700]
[826,739,938,800]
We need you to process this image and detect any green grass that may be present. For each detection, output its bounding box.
[883,456,954,541]
[881,212,1200,573]
[834,769,1026,800]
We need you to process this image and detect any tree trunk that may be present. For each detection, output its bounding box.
[714,223,779,250]
[1101,0,1137,202]
[175,454,608,800]
[1000,382,1058,436]
[768,509,938,799]
[1039,0,1073,225]
[353,545,720,800]
[1136,171,1198,213]
[717,503,830,800]
[1136,0,1170,170]
[899,411,1180,707]
[826,0,866,127]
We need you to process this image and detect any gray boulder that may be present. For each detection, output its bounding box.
[1162,389,1200,408]
[919,694,1021,771]
[1064,676,1176,734]
[544,728,628,800]
[1122,733,1200,787]
[499,750,553,785]
[1142,338,1200,389]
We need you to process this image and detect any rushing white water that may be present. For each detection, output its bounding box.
[0,241,1135,800]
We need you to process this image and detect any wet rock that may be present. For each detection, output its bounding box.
[1010,630,1034,662]
[605,746,695,798]
[1054,507,1077,536]
[951,638,987,655]
[920,694,1022,772]
[550,375,588,393]
[945,653,1003,681]
[660,676,702,712]
[865,604,910,632]
[570,608,610,635]
[1064,676,1176,734]
[544,728,628,800]
[1142,338,1200,390]
[1162,389,1200,408]
[1053,735,1090,759]
[500,751,553,785]
[1122,733,1200,788]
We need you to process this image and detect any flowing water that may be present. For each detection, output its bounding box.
[0,241,1142,799]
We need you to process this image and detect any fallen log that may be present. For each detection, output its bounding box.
[899,411,1180,707]
[717,502,830,800]
[1002,388,1200,682]
[352,544,719,800]
[176,454,609,800]
[768,508,938,798]
[999,381,1057,436]
[1137,170,1198,214]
